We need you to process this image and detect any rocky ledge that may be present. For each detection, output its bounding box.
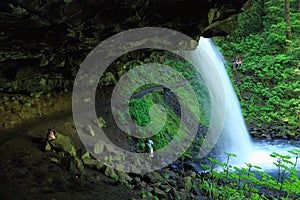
[0,0,253,93]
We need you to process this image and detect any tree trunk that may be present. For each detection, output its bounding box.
[284,0,292,40]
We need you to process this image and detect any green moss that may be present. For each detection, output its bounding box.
[121,58,210,150]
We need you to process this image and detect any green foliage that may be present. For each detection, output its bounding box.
[213,0,300,136]
[141,191,159,200]
[118,57,210,151]
[197,150,300,199]
[128,91,180,150]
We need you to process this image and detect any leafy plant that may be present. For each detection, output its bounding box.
[197,150,300,199]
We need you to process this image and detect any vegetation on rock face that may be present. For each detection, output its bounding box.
[116,56,210,150]
[128,1,300,199]
[213,0,299,139]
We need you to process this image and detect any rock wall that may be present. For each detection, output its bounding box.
[0,0,253,93]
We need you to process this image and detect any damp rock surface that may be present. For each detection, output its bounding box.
[0,0,253,93]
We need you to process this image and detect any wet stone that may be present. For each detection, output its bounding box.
[153,187,167,199]
[82,158,105,170]
[160,184,171,193]
[118,170,133,183]
[143,172,165,184]
[104,166,118,180]
[93,141,105,154]
[84,124,95,137]
[48,132,76,157]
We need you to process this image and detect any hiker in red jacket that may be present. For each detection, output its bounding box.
[237,58,242,68]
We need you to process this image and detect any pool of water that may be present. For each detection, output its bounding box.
[225,139,300,173]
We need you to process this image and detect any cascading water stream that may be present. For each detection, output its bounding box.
[183,37,299,170]
[197,38,252,161]
[180,37,252,163]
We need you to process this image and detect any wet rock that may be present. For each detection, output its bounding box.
[82,158,105,170]
[84,124,95,137]
[140,181,153,193]
[93,140,105,154]
[168,179,178,187]
[168,188,179,199]
[177,178,186,189]
[99,72,116,86]
[97,117,106,128]
[48,132,76,157]
[281,135,287,139]
[160,184,171,193]
[117,170,133,183]
[43,132,84,173]
[60,153,73,171]
[286,131,296,138]
[104,166,118,180]
[153,187,167,199]
[261,134,272,140]
[59,153,84,173]
[143,171,165,184]
[151,182,162,189]
[184,176,193,191]
[75,157,84,172]
[132,177,141,185]
[0,0,251,94]
[49,157,60,164]
[190,171,197,178]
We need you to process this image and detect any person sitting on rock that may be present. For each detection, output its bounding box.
[47,129,56,141]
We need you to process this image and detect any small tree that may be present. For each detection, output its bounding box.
[284,0,292,39]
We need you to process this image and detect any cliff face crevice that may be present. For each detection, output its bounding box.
[0,0,253,93]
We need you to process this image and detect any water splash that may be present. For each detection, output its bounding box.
[187,37,300,171]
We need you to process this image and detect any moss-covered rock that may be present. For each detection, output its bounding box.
[104,166,118,180]
[82,158,105,171]
[48,132,76,157]
[143,171,165,184]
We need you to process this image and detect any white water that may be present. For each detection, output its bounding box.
[184,37,252,161]
[185,37,300,171]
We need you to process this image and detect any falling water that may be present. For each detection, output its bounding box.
[181,37,253,163]
[182,37,300,170]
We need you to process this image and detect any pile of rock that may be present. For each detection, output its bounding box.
[44,132,84,173]
[44,131,203,199]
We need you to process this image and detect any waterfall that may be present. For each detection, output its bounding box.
[179,37,300,171]
[182,37,253,162]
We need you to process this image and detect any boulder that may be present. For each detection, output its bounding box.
[153,187,167,199]
[104,166,118,180]
[84,124,95,137]
[46,132,84,173]
[143,172,165,184]
[140,181,153,193]
[93,140,105,155]
[82,158,105,171]
[99,72,116,86]
[75,157,85,172]
[48,132,76,157]
[97,117,106,128]
[160,184,171,193]
[117,171,133,183]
